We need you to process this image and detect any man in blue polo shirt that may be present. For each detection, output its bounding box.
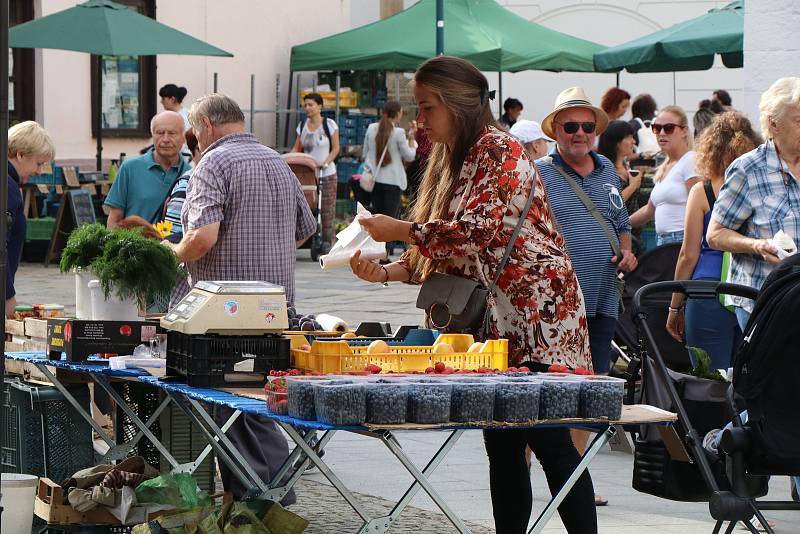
[535,87,638,374]
[104,110,188,226]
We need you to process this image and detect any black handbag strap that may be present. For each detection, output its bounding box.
[487,166,538,293]
[542,157,622,261]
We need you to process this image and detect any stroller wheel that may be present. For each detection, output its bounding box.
[321,241,332,255]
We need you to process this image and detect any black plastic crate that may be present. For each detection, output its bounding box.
[112,381,216,492]
[2,378,93,484]
[166,331,290,387]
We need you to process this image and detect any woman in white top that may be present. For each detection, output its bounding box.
[362,101,417,259]
[159,84,191,130]
[630,105,701,245]
[292,92,341,245]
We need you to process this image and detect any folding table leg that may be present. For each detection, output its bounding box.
[171,406,242,475]
[93,375,180,468]
[263,429,337,503]
[34,365,116,448]
[165,391,266,495]
[277,421,371,522]
[377,430,472,534]
[103,395,172,463]
[527,425,615,534]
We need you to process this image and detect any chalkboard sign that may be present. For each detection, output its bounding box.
[45,189,98,266]
[68,189,97,227]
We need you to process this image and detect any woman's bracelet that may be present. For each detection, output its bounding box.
[380,265,390,286]
[668,305,684,314]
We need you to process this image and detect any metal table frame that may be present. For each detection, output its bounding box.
[5,353,668,534]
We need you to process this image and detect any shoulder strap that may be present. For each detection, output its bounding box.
[322,118,332,145]
[300,118,306,134]
[703,181,716,210]
[373,141,390,176]
[487,167,538,292]
[542,157,622,260]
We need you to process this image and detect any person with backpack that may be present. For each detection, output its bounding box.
[292,92,340,246]
[665,112,762,370]
[707,77,800,331]
[628,93,660,157]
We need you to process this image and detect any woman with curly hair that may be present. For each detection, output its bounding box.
[600,87,631,120]
[665,112,762,369]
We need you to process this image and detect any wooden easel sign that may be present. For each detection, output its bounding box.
[45,189,97,267]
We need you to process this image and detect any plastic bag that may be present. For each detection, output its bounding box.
[135,473,212,510]
[319,203,387,269]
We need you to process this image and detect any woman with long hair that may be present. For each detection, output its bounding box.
[350,55,596,534]
[362,100,416,257]
[666,112,762,369]
[630,105,701,245]
[597,120,642,202]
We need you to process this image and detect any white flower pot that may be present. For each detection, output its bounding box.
[88,279,140,321]
[74,268,94,319]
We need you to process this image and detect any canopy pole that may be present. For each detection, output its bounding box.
[335,71,341,124]
[283,70,294,149]
[249,74,255,134]
[672,72,677,105]
[1,3,10,511]
[616,72,620,88]
[436,0,444,55]
[213,72,218,93]
[498,72,503,118]
[96,57,103,171]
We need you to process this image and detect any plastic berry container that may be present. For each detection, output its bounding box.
[405,381,453,424]
[450,380,495,422]
[539,375,583,420]
[578,376,625,420]
[365,381,408,424]
[313,381,367,425]
[492,377,542,423]
[287,376,333,420]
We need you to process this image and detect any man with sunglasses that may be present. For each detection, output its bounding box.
[536,86,637,372]
[536,87,637,508]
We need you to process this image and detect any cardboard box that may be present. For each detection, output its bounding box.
[46,318,161,362]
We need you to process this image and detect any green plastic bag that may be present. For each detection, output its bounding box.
[135,473,213,510]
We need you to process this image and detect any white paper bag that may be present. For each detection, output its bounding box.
[320,203,387,269]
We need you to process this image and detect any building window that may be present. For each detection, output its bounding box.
[90,0,156,138]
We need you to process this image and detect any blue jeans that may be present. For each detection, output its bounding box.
[685,279,742,370]
[587,314,617,374]
[657,230,684,246]
[735,307,751,332]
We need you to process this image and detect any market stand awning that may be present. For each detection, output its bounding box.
[291,0,605,73]
[593,1,743,73]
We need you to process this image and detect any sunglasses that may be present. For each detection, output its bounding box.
[556,121,596,134]
[651,123,683,135]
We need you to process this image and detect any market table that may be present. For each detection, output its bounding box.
[4,351,677,534]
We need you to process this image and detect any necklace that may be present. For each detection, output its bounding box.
[774,142,795,186]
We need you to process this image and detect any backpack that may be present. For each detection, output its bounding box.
[633,117,660,157]
[733,254,800,472]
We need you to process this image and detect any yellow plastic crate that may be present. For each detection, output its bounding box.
[289,334,508,374]
[299,90,358,108]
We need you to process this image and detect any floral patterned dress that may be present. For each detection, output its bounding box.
[399,126,591,369]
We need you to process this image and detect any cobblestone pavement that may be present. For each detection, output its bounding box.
[290,478,494,534]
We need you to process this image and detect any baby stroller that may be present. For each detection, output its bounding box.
[631,276,800,533]
[282,153,328,261]
[613,243,685,381]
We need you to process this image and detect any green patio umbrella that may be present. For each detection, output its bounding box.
[291,0,605,73]
[593,1,743,73]
[9,0,233,169]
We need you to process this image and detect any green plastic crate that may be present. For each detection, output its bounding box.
[2,378,93,483]
[25,217,56,241]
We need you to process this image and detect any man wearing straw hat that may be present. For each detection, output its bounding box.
[536,87,637,376]
[535,87,638,508]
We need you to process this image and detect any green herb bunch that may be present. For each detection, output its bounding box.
[686,346,727,382]
[59,223,112,273]
[90,227,181,308]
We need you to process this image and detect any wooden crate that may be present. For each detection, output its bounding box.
[25,318,49,339]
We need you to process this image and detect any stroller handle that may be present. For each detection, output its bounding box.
[632,280,759,315]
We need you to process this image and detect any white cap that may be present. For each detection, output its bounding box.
[509,120,553,144]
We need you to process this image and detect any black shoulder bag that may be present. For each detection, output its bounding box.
[415,168,537,336]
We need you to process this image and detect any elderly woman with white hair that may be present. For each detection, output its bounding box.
[7,121,55,317]
[707,77,800,330]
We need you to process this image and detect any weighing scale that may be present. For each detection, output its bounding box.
[160,281,289,335]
